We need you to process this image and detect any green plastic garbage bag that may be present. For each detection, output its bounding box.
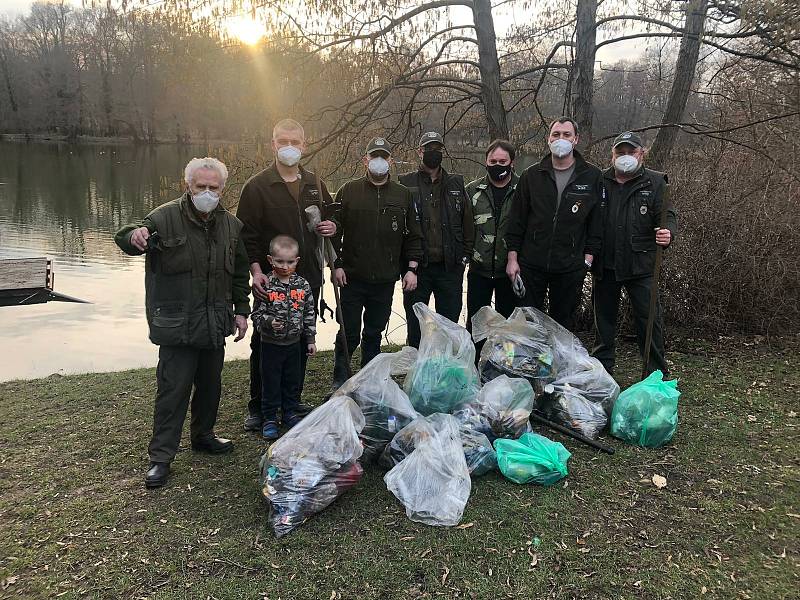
[493,433,571,485]
[610,370,680,448]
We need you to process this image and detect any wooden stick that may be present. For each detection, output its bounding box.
[642,184,671,381]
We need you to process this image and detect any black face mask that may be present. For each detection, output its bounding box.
[422,149,443,169]
[486,164,511,182]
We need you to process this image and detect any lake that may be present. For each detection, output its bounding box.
[0,141,425,381]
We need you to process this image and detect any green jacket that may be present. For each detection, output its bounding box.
[466,172,519,279]
[332,176,424,284]
[594,167,678,281]
[114,195,251,348]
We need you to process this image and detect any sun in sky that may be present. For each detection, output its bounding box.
[226,16,264,46]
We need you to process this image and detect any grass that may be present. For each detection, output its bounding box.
[0,338,798,599]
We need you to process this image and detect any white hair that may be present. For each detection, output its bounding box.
[184,157,228,186]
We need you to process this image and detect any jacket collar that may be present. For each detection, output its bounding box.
[267,271,302,287]
[538,148,588,174]
[417,165,449,185]
[263,162,316,187]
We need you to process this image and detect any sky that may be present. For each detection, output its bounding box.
[1,0,645,63]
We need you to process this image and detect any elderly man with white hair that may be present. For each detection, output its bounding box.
[115,157,251,489]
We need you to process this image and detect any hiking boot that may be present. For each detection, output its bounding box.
[262,421,279,440]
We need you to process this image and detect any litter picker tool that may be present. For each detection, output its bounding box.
[642,185,671,381]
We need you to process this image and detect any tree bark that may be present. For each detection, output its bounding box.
[648,0,708,170]
[572,0,597,144]
[471,0,509,140]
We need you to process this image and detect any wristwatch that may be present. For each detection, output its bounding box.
[406,265,418,275]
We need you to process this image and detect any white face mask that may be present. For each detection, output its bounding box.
[549,138,574,159]
[276,145,302,167]
[614,154,639,174]
[367,156,390,177]
[191,189,220,213]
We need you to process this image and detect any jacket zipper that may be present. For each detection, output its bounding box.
[488,187,498,278]
[375,185,382,282]
[545,165,582,271]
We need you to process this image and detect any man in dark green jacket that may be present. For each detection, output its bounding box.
[330,137,424,390]
[399,131,474,347]
[591,131,678,376]
[115,157,251,489]
[505,117,603,332]
[466,139,519,332]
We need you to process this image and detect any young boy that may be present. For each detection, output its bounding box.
[251,235,317,440]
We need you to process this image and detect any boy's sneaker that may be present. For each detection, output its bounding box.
[244,413,262,432]
[283,412,303,429]
[261,421,279,440]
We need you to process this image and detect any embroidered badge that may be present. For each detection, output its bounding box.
[640,205,648,215]
[571,203,579,214]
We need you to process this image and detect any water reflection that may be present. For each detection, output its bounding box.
[0,141,416,381]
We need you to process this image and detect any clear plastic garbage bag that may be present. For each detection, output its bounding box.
[453,375,534,441]
[471,306,557,395]
[404,303,480,415]
[259,396,365,537]
[384,413,472,526]
[380,414,497,477]
[335,346,420,462]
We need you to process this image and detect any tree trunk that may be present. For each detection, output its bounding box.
[471,0,509,140]
[571,0,597,144]
[648,0,708,170]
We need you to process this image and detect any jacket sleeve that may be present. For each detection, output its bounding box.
[236,179,266,268]
[251,299,272,333]
[459,177,474,261]
[657,175,678,246]
[303,284,317,344]
[232,236,252,315]
[332,182,348,268]
[504,170,529,253]
[114,216,156,256]
[402,188,424,264]
[584,174,604,257]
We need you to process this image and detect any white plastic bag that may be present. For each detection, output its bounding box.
[335,346,420,462]
[384,413,471,526]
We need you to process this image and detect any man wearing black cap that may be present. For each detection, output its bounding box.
[505,117,603,331]
[591,131,678,376]
[329,137,424,390]
[399,131,473,347]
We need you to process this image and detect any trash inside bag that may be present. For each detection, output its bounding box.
[259,395,365,537]
[494,432,571,485]
[535,384,608,440]
[404,303,479,415]
[380,414,497,477]
[336,347,420,462]
[533,359,620,440]
[453,375,534,441]
[384,413,472,526]
[611,370,680,448]
[471,306,557,395]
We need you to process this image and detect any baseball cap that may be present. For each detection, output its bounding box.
[365,137,392,157]
[612,131,643,149]
[419,131,444,148]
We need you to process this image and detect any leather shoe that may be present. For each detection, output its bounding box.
[191,436,234,454]
[145,462,170,488]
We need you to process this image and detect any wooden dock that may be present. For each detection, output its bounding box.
[0,257,89,306]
